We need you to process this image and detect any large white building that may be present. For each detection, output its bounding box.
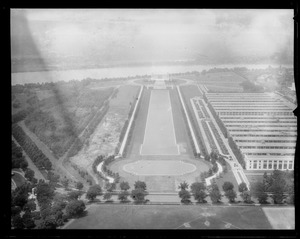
[206,92,296,171]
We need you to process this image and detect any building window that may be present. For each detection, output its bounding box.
[288,161,293,169]
[278,161,283,169]
[263,162,267,169]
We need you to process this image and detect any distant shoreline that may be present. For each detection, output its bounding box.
[11,59,292,74]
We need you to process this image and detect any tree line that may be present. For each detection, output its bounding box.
[12,124,52,171]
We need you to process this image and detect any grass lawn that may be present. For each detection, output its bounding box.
[262,207,295,229]
[66,204,273,229]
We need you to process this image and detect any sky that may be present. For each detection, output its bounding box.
[11,9,294,64]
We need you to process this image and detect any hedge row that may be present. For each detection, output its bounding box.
[179,87,207,157]
[206,101,228,138]
[92,155,120,183]
[12,124,52,171]
[228,136,246,169]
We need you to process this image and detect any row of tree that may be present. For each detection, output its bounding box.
[228,136,246,169]
[251,170,294,204]
[179,169,294,205]
[205,98,229,138]
[85,181,148,204]
[178,181,250,204]
[12,140,28,170]
[178,87,206,158]
[12,124,53,171]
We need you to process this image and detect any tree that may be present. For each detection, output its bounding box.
[68,191,82,201]
[194,190,208,203]
[103,192,112,202]
[105,182,116,192]
[224,189,237,203]
[11,206,21,216]
[238,182,248,193]
[75,181,84,190]
[286,181,294,204]
[40,206,52,220]
[11,214,24,229]
[120,181,130,191]
[271,184,286,204]
[36,180,55,206]
[178,181,189,191]
[38,215,57,229]
[204,155,210,161]
[262,172,272,191]
[222,182,234,192]
[86,185,102,201]
[179,189,191,204]
[251,182,268,204]
[268,170,287,204]
[131,188,148,203]
[65,200,86,218]
[12,191,28,209]
[209,184,222,203]
[134,181,147,191]
[23,199,37,212]
[118,190,130,202]
[190,182,206,194]
[61,178,69,190]
[212,163,218,173]
[24,168,35,182]
[240,190,252,203]
[22,211,36,229]
[210,150,218,161]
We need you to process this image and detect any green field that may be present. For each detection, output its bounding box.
[66,204,273,229]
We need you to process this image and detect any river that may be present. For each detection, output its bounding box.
[11,63,291,85]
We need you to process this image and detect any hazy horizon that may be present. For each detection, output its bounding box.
[11,9,294,66]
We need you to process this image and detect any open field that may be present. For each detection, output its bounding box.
[183,72,245,92]
[65,204,273,229]
[262,207,295,229]
[140,90,179,155]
